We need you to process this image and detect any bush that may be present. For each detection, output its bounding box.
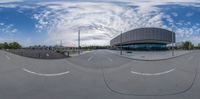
[182,41,194,50]
[0,43,3,49]
[0,42,22,49]
[9,42,22,49]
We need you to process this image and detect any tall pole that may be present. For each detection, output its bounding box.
[78,30,80,54]
[120,31,122,55]
[172,32,175,56]
[60,40,62,47]
[60,40,62,51]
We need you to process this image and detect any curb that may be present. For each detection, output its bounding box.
[108,50,193,61]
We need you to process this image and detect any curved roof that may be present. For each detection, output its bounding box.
[110,27,175,46]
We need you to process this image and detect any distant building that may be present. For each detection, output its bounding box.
[110,27,176,50]
[175,42,184,49]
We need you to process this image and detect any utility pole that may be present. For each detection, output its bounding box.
[60,40,62,51]
[172,32,175,56]
[78,30,80,54]
[60,40,62,47]
[120,31,122,55]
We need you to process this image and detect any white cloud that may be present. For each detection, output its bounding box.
[2,0,197,46]
[0,38,14,42]
[0,23,18,34]
[161,15,200,45]
[186,12,194,17]
[125,0,200,13]
[0,23,4,25]
[172,12,178,17]
[35,1,165,46]
[0,4,18,8]
[0,0,23,3]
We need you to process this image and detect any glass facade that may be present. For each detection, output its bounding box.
[121,43,167,51]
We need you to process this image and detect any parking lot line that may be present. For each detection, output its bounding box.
[22,68,70,77]
[4,54,10,60]
[107,57,113,62]
[88,56,94,61]
[130,68,175,76]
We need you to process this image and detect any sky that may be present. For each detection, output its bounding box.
[0,0,200,47]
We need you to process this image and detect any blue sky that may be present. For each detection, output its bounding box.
[0,0,200,46]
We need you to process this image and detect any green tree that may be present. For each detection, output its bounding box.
[0,42,22,49]
[0,43,3,49]
[197,43,200,49]
[183,41,194,50]
[3,42,9,49]
[9,42,22,49]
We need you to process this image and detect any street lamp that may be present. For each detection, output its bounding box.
[120,31,123,55]
[172,32,175,56]
[78,30,80,54]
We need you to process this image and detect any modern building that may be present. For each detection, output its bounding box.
[110,27,175,50]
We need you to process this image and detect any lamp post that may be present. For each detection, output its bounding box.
[78,30,80,54]
[60,40,62,51]
[172,32,175,56]
[120,31,122,55]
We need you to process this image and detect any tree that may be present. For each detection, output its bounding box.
[3,42,9,49]
[183,41,194,50]
[0,43,3,49]
[0,42,22,49]
[9,42,22,49]
[197,43,200,49]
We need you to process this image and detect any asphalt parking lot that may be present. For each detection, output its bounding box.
[0,49,200,99]
[7,49,68,59]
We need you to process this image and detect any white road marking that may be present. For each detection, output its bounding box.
[46,53,49,57]
[88,56,94,61]
[4,54,10,60]
[131,68,175,76]
[188,56,194,61]
[107,57,113,62]
[22,68,70,77]
[107,50,115,53]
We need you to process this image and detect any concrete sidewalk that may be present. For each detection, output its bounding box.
[108,50,191,60]
[66,50,92,57]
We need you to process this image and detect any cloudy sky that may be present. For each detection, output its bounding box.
[0,0,200,46]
